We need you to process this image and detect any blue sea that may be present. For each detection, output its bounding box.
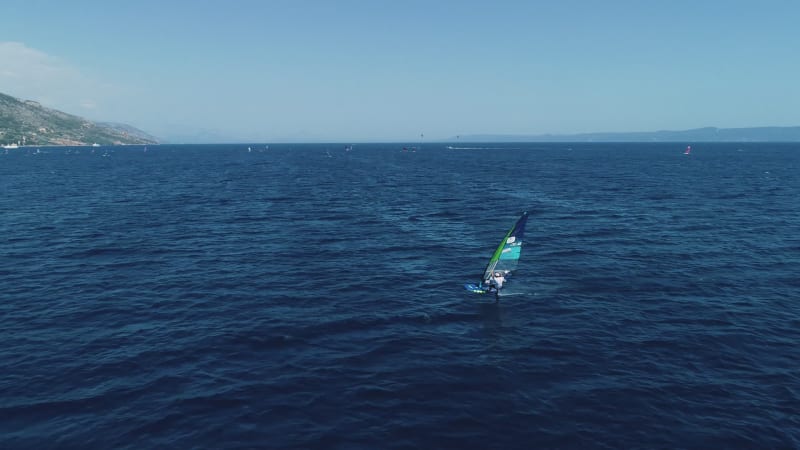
[2,143,799,449]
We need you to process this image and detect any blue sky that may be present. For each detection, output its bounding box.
[2,0,799,142]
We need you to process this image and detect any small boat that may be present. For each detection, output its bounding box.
[684,145,691,155]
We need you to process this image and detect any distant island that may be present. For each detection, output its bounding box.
[451,126,800,143]
[0,92,158,146]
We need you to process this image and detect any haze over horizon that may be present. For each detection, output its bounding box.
[2,0,798,143]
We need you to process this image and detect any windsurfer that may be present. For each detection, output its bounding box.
[486,271,506,300]
[465,211,528,297]
[492,271,506,289]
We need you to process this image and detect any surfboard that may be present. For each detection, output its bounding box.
[464,283,489,294]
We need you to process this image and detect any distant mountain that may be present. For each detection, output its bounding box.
[96,121,160,143]
[0,92,158,146]
[452,126,800,142]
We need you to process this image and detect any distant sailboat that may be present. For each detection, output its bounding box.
[402,133,423,152]
[684,145,691,155]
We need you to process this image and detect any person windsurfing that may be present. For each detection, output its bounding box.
[486,271,506,300]
[495,271,507,288]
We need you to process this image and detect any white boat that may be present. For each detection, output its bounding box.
[2,143,19,149]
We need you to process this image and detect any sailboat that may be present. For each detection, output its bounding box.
[464,211,529,295]
[684,145,691,155]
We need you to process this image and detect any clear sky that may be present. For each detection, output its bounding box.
[2,0,799,142]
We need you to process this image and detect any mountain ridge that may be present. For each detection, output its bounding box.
[451,126,800,142]
[0,92,158,146]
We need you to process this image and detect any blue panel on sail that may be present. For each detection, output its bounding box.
[499,246,521,260]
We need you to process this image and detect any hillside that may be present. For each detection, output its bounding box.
[0,92,158,146]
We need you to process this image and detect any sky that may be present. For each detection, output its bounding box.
[1,0,799,142]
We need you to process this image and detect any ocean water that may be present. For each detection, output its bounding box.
[1,142,799,449]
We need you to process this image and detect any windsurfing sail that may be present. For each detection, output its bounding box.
[481,211,529,285]
[684,145,691,155]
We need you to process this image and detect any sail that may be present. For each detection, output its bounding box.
[482,212,529,283]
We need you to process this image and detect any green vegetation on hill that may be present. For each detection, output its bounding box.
[0,92,158,146]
